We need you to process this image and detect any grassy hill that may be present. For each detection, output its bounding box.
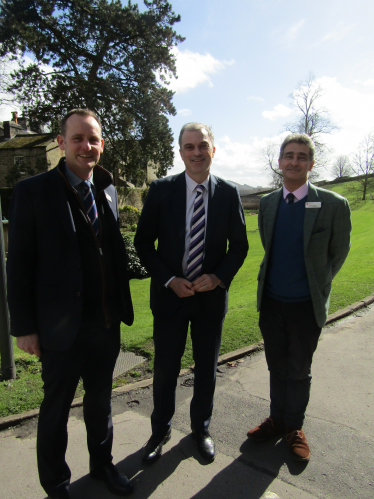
[323,180,374,212]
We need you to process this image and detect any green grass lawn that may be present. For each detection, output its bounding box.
[1,201,373,418]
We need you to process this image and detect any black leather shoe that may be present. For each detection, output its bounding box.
[142,427,172,464]
[192,431,215,461]
[90,462,133,496]
[47,488,70,499]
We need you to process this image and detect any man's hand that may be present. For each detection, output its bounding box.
[16,334,41,358]
[191,274,221,292]
[168,277,195,298]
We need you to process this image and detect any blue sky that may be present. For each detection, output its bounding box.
[1,0,373,187]
[164,0,374,186]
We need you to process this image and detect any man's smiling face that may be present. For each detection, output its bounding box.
[179,128,215,183]
[278,142,314,190]
[57,114,104,180]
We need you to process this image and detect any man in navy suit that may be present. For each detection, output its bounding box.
[7,109,134,498]
[134,122,248,463]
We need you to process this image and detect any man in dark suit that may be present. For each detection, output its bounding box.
[7,109,134,498]
[134,122,248,463]
[247,133,351,461]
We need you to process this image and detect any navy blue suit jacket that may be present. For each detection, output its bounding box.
[7,161,134,351]
[134,172,248,318]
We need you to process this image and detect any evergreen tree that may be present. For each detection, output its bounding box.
[0,0,184,183]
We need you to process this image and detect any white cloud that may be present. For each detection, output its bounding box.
[321,23,356,43]
[247,95,264,102]
[166,47,234,94]
[262,104,293,121]
[354,78,374,86]
[166,132,289,187]
[284,19,306,43]
[315,76,374,157]
[177,108,192,117]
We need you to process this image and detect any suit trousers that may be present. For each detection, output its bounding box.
[37,322,120,497]
[151,294,224,437]
[259,295,321,429]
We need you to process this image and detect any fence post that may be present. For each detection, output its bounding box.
[0,195,16,380]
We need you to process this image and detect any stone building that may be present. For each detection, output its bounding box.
[0,134,62,188]
[0,112,62,188]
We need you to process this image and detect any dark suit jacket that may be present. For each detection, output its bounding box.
[134,172,248,317]
[257,183,351,327]
[7,160,134,351]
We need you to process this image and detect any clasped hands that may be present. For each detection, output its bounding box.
[168,274,221,298]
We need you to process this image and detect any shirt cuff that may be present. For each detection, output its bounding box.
[165,276,175,288]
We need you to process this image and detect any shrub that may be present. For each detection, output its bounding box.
[122,233,149,279]
[119,205,141,229]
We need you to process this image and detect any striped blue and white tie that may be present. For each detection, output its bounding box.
[185,184,205,282]
[81,180,100,237]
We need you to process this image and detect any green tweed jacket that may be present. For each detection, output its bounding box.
[257,183,351,327]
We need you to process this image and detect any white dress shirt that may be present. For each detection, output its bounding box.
[165,171,211,287]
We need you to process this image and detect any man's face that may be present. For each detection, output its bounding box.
[278,142,314,189]
[57,114,104,180]
[179,128,215,183]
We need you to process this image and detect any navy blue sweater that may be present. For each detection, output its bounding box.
[265,195,311,302]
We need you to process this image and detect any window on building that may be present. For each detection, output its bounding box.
[14,156,26,174]
[14,156,24,167]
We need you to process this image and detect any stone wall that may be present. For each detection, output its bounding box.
[0,140,62,188]
[116,187,144,210]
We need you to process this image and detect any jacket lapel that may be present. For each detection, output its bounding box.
[171,172,187,249]
[205,175,221,247]
[304,183,321,251]
[45,167,79,249]
[264,188,282,249]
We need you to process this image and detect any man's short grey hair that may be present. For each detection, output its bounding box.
[279,133,315,162]
[178,122,214,149]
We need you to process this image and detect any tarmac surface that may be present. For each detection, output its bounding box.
[0,303,373,499]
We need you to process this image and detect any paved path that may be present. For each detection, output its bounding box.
[1,306,373,499]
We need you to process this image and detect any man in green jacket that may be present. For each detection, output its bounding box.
[247,133,351,461]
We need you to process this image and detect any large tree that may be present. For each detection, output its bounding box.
[283,72,339,174]
[0,0,184,184]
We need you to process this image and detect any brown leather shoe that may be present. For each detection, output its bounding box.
[247,417,286,442]
[285,428,311,461]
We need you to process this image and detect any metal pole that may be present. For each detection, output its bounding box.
[0,194,16,380]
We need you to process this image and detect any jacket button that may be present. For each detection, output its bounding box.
[76,292,81,297]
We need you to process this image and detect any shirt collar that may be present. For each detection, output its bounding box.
[64,160,94,189]
[185,171,210,193]
[283,181,309,201]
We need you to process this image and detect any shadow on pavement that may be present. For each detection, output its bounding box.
[67,435,308,499]
[191,438,308,499]
[68,434,205,498]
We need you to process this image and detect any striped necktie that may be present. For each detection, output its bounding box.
[185,184,205,282]
[81,180,100,237]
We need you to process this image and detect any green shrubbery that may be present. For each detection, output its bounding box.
[119,205,141,232]
[122,233,149,279]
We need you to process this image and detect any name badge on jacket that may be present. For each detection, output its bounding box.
[305,202,321,208]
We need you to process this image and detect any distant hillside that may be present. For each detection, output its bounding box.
[324,180,374,212]
[228,181,269,195]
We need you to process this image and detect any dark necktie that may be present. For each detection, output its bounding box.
[81,180,99,237]
[286,193,295,204]
[185,185,205,282]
